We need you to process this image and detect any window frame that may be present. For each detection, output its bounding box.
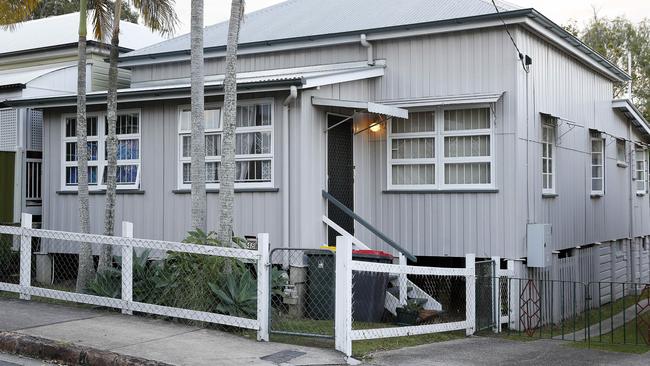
[176,98,275,190]
[387,104,495,191]
[590,133,605,197]
[60,109,142,191]
[635,145,647,195]
[541,119,557,195]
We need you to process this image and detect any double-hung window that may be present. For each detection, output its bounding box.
[61,111,141,191]
[541,118,556,194]
[590,131,605,196]
[178,99,273,189]
[388,106,494,190]
[635,145,647,195]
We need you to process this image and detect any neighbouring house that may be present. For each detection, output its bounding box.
[5,0,650,286]
[0,12,163,225]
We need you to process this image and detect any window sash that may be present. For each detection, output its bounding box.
[178,100,274,188]
[61,111,141,190]
[388,106,494,190]
[590,137,604,195]
[542,124,555,194]
[636,147,647,194]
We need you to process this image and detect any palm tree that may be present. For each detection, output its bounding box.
[0,0,40,28]
[190,0,207,232]
[75,0,112,293]
[218,0,244,247]
[98,0,177,273]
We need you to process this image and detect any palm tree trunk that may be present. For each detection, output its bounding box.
[75,0,95,293]
[98,0,122,274]
[218,0,244,248]
[190,0,207,232]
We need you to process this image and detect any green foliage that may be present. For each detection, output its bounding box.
[209,265,257,318]
[86,267,121,298]
[28,0,140,23]
[565,15,650,121]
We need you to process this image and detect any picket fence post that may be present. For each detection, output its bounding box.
[491,255,501,333]
[121,221,133,315]
[257,233,270,342]
[465,253,476,336]
[335,236,353,357]
[19,213,32,300]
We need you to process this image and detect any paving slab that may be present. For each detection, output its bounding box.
[0,299,103,332]
[367,336,650,366]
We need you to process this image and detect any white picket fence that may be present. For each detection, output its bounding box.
[0,213,271,341]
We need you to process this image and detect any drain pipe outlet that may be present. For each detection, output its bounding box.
[282,85,298,249]
[360,34,375,66]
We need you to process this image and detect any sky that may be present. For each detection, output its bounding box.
[173,0,650,36]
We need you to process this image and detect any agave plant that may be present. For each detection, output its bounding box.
[209,268,257,318]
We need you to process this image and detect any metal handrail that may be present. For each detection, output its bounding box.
[322,190,417,262]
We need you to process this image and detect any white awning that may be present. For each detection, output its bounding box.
[311,97,408,119]
[0,65,72,88]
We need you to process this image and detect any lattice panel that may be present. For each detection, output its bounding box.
[29,109,43,151]
[0,108,17,151]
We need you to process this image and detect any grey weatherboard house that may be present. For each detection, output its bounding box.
[6,0,650,285]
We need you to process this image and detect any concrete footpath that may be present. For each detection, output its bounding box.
[0,298,346,366]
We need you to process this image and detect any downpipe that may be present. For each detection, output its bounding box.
[360,34,375,66]
[282,86,298,251]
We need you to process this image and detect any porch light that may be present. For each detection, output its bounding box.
[369,123,381,132]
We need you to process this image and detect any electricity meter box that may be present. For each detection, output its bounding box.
[527,224,552,268]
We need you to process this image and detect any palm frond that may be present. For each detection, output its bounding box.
[131,0,179,36]
[88,0,113,41]
[0,0,41,30]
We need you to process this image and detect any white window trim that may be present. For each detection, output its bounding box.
[387,104,496,191]
[541,122,556,195]
[635,145,647,196]
[60,109,142,191]
[177,98,275,190]
[590,135,605,196]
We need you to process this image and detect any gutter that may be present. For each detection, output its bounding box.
[282,86,298,250]
[3,79,304,108]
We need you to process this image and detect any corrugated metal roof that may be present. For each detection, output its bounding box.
[125,0,518,58]
[0,12,164,56]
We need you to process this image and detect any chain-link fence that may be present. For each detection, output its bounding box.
[0,221,270,338]
[269,248,335,338]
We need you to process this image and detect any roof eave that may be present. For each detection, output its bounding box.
[613,99,650,138]
[2,79,304,109]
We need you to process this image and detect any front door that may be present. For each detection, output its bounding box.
[327,114,354,246]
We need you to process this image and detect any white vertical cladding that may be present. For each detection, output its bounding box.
[516,26,650,254]
[351,29,518,258]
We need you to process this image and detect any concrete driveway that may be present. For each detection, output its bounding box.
[367,336,650,366]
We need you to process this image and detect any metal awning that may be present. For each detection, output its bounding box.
[613,99,650,137]
[311,96,408,119]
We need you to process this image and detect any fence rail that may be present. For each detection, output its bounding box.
[0,214,270,340]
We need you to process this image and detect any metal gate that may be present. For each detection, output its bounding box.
[475,259,496,331]
[269,248,336,339]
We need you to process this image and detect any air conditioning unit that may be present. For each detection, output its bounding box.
[527,224,552,268]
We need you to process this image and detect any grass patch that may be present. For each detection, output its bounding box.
[571,311,650,354]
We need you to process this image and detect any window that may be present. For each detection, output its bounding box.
[61,111,141,190]
[590,132,604,196]
[616,139,627,166]
[541,119,556,194]
[388,106,494,190]
[635,146,647,195]
[178,100,273,189]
